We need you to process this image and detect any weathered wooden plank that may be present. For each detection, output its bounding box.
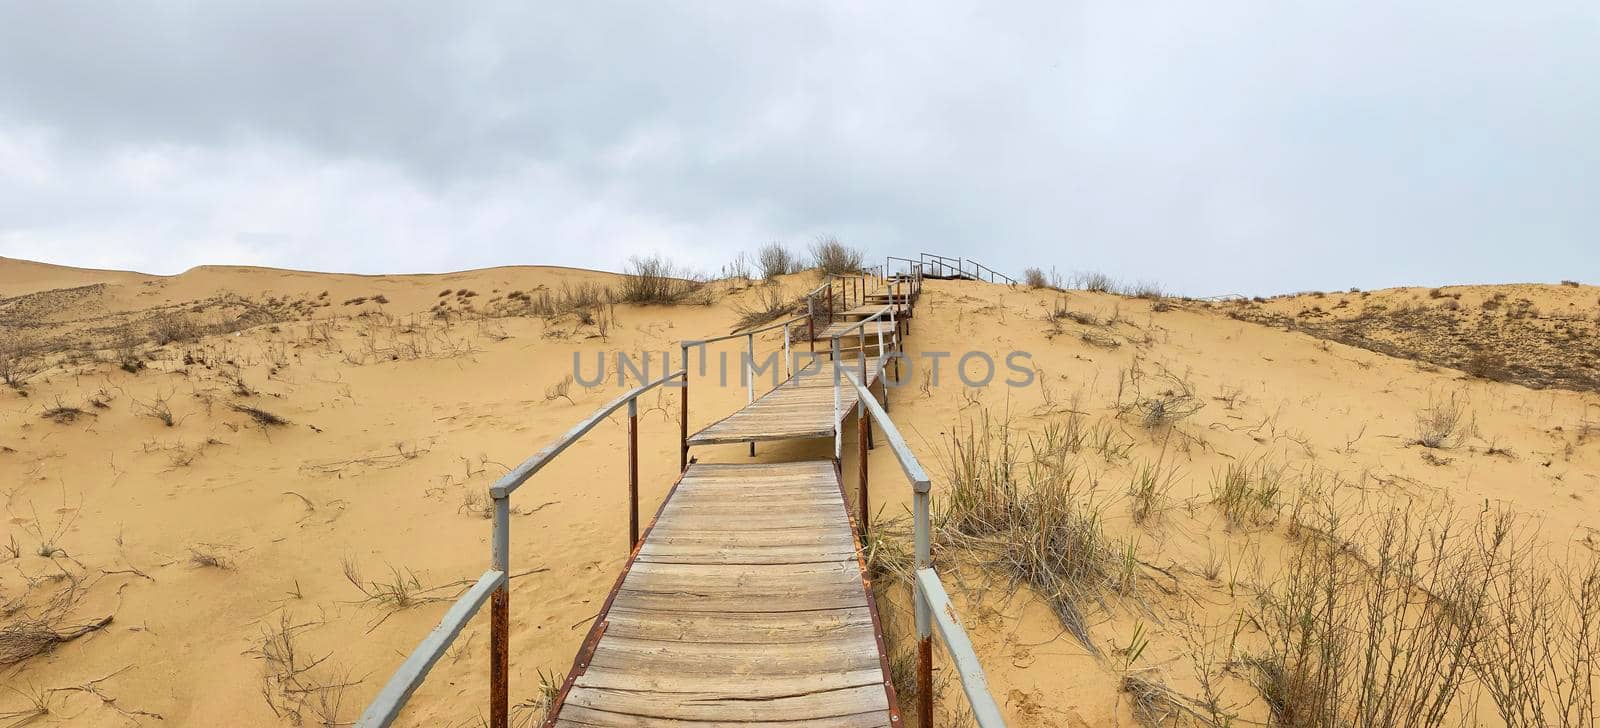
[601,606,874,644]
[555,705,890,728]
[562,684,889,722]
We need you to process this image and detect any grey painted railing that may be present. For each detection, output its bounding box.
[681,313,808,459]
[917,252,1017,285]
[840,370,1006,728]
[828,303,899,460]
[357,366,687,728]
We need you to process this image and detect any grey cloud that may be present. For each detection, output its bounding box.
[1,2,1597,293]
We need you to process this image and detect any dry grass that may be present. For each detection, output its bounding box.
[730,284,798,332]
[1209,458,1285,530]
[808,236,863,275]
[231,403,290,427]
[618,255,707,305]
[1128,459,1178,526]
[935,412,1124,652]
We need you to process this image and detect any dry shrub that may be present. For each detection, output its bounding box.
[1414,392,1472,449]
[148,309,201,345]
[252,611,358,726]
[1073,271,1118,293]
[618,255,707,304]
[1023,267,1048,289]
[0,577,113,666]
[731,284,797,331]
[757,242,804,279]
[231,403,290,427]
[1120,370,1203,430]
[1561,280,1580,287]
[1252,492,1600,728]
[40,400,89,424]
[808,236,863,275]
[1473,536,1599,727]
[1126,280,1166,300]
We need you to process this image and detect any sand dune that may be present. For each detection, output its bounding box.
[1,258,1596,726]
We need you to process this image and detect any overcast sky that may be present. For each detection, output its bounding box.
[2,3,1596,296]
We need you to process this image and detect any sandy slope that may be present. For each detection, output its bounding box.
[1,259,1596,726]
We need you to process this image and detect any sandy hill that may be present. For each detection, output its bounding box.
[0,258,1596,726]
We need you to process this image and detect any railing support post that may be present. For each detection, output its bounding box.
[831,337,842,461]
[679,346,689,472]
[746,332,756,457]
[913,480,933,728]
[628,397,639,549]
[490,494,510,728]
[857,400,869,535]
[807,297,816,354]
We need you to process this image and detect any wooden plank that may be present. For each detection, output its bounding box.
[555,705,890,728]
[601,606,875,644]
[561,684,889,722]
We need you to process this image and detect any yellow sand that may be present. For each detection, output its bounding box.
[1,257,1595,726]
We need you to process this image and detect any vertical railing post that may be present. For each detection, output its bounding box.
[746,332,756,457]
[913,479,933,728]
[783,322,792,379]
[831,336,842,462]
[878,314,890,413]
[628,396,639,549]
[857,394,869,536]
[679,345,689,472]
[807,296,816,354]
[490,493,510,728]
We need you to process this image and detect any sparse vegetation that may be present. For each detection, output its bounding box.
[757,242,804,279]
[808,236,864,274]
[618,255,708,304]
[731,284,797,331]
[1414,392,1472,449]
[936,412,1124,651]
[1024,267,1048,289]
[231,403,290,427]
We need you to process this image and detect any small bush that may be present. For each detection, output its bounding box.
[1414,392,1471,449]
[808,236,863,275]
[149,310,201,345]
[618,255,707,304]
[1024,267,1048,289]
[1561,280,1580,287]
[757,243,803,280]
[1073,271,1117,293]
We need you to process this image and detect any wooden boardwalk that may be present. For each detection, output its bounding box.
[685,353,888,446]
[549,461,896,726]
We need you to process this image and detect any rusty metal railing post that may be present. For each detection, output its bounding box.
[679,345,689,472]
[857,398,869,536]
[746,332,756,457]
[628,397,639,549]
[831,336,842,461]
[490,492,510,728]
[807,296,816,353]
[913,476,933,728]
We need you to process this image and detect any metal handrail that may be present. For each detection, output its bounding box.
[840,370,1005,728]
[359,366,687,728]
[828,304,900,460]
